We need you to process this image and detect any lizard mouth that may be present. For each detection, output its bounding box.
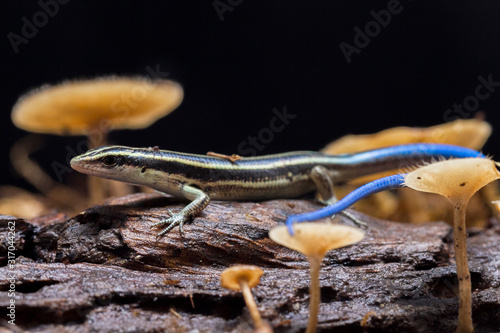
[70,156,115,179]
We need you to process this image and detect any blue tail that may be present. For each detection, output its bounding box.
[286,144,486,235]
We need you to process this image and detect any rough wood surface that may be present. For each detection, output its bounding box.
[1,193,499,332]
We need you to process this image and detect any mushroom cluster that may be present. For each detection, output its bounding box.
[285,157,498,333]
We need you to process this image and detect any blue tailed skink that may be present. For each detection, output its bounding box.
[70,143,484,237]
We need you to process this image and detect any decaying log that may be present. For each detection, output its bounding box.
[0,192,499,332]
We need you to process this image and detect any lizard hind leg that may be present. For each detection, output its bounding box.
[335,210,367,228]
[310,165,337,205]
[310,165,366,228]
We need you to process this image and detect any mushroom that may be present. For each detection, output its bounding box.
[0,185,48,218]
[404,158,500,333]
[269,223,364,333]
[11,76,183,203]
[220,265,272,332]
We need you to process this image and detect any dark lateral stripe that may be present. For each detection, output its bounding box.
[137,157,312,183]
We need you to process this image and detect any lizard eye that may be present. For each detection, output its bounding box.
[101,155,118,167]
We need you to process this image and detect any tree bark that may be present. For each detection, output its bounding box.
[0,193,499,332]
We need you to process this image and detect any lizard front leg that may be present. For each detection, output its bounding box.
[153,184,210,236]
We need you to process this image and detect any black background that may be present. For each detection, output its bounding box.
[2,1,500,191]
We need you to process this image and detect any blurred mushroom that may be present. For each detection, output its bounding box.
[0,186,48,219]
[269,224,364,333]
[405,158,500,333]
[322,119,491,154]
[220,265,272,332]
[11,76,183,203]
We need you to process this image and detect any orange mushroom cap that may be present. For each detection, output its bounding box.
[220,265,264,291]
[404,158,500,203]
[269,223,365,258]
[11,76,183,135]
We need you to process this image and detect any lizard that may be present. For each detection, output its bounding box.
[70,143,484,236]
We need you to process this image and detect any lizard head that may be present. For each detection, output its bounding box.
[70,145,152,181]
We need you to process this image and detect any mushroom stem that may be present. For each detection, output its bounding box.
[85,130,133,203]
[306,256,321,333]
[87,172,107,204]
[87,130,107,203]
[87,130,127,204]
[87,125,108,149]
[453,203,474,333]
[240,280,263,328]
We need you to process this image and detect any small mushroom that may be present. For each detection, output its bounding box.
[269,223,364,333]
[220,265,271,331]
[405,158,500,333]
[11,76,183,203]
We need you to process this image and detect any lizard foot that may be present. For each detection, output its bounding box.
[332,210,367,228]
[152,211,190,237]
